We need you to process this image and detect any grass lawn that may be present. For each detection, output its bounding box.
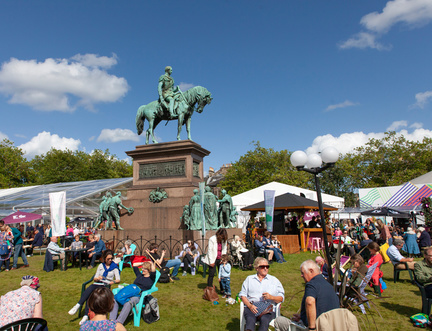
[0,251,423,330]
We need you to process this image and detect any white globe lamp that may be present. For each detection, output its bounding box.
[321,147,339,164]
[290,151,308,168]
[306,153,322,169]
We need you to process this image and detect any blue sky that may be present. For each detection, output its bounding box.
[1,0,432,173]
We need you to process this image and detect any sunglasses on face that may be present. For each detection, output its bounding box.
[258,265,270,270]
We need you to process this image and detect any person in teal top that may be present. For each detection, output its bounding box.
[11,224,29,269]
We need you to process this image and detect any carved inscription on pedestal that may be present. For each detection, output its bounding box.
[139,161,185,179]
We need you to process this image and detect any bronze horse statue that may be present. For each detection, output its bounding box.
[136,86,212,144]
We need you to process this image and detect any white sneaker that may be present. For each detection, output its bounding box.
[79,315,89,325]
[68,303,80,315]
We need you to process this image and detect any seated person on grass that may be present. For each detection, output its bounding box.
[274,260,339,331]
[182,240,199,276]
[239,257,284,331]
[414,247,432,298]
[148,243,181,280]
[88,234,106,269]
[254,235,274,263]
[79,287,125,331]
[348,254,368,288]
[68,249,120,326]
[387,238,415,270]
[70,234,84,264]
[47,236,70,269]
[110,260,156,325]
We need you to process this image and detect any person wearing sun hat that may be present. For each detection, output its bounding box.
[0,275,43,327]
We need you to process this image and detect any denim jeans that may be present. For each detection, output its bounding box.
[165,259,181,276]
[12,243,29,268]
[220,277,231,296]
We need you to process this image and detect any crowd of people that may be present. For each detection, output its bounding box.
[2,215,432,330]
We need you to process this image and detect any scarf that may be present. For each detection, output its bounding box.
[102,262,118,278]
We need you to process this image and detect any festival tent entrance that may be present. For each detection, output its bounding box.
[360,207,410,218]
[2,210,42,225]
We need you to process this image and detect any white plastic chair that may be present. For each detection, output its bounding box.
[174,242,200,275]
[239,301,281,331]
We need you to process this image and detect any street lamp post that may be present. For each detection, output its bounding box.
[290,147,339,284]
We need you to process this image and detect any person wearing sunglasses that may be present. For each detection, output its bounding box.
[68,249,120,325]
[239,257,284,331]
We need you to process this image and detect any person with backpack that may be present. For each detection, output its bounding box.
[68,249,120,325]
[111,260,156,325]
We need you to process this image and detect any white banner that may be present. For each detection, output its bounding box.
[50,191,66,236]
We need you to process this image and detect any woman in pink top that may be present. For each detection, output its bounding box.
[0,275,43,327]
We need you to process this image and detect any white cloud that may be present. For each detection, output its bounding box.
[338,32,390,51]
[387,120,407,131]
[361,0,432,33]
[0,131,8,141]
[96,128,139,143]
[410,122,423,129]
[413,90,432,108]
[0,54,129,112]
[340,0,432,50]
[325,100,359,112]
[19,131,81,158]
[14,134,27,138]
[305,126,432,156]
[70,53,118,69]
[179,82,195,91]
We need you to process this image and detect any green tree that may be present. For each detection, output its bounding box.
[350,132,432,188]
[31,148,87,184]
[220,142,312,196]
[0,139,33,188]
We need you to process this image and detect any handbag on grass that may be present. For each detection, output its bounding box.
[253,301,273,319]
[203,285,219,302]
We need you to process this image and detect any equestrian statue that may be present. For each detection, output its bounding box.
[136,66,213,144]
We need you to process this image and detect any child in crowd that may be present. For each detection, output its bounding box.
[271,235,282,252]
[218,254,231,299]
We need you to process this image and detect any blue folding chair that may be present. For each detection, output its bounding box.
[118,244,137,272]
[112,270,160,327]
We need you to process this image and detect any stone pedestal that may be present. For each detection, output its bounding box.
[111,141,211,241]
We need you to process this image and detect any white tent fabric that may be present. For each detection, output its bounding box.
[231,181,345,231]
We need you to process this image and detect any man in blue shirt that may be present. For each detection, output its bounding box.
[11,224,29,269]
[274,260,339,331]
[88,234,106,269]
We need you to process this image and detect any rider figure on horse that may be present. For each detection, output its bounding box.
[158,66,182,119]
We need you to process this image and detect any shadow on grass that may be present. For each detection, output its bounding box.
[226,318,240,330]
[380,302,418,318]
[197,282,208,289]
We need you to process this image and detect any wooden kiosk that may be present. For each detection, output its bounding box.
[241,192,338,254]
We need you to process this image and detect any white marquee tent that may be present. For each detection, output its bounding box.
[232,181,344,230]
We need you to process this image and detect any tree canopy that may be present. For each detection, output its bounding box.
[0,139,132,188]
[219,133,432,207]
